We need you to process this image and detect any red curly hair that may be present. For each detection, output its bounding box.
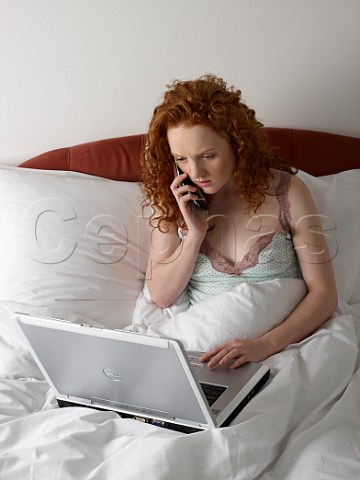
[141,74,295,231]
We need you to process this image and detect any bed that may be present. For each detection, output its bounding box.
[1,127,360,479]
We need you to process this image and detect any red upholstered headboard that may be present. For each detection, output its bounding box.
[20,128,360,179]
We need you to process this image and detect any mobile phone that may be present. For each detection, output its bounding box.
[175,165,208,210]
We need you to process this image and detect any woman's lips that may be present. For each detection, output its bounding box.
[196,180,212,188]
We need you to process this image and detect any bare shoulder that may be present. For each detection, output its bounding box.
[268,169,308,196]
[288,173,311,194]
[149,203,179,237]
[268,169,309,196]
[150,216,179,242]
[287,173,318,221]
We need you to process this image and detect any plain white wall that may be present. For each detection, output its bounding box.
[1,0,359,165]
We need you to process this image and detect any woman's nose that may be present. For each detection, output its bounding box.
[189,161,204,180]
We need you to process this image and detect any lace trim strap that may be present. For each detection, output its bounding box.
[276,171,292,233]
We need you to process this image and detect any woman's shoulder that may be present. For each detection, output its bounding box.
[286,172,318,221]
[287,172,312,197]
[268,169,309,195]
[149,203,180,230]
[266,168,292,194]
[152,218,179,236]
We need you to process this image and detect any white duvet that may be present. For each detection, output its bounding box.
[1,282,360,480]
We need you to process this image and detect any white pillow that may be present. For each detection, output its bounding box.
[349,270,360,305]
[132,279,307,352]
[297,169,360,302]
[0,165,151,328]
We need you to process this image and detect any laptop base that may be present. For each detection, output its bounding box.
[57,399,202,434]
[57,367,269,434]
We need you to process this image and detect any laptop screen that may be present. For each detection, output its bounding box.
[18,317,211,425]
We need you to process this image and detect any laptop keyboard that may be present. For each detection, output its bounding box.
[187,352,227,406]
[200,383,227,406]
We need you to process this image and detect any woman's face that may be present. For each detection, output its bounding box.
[167,124,236,196]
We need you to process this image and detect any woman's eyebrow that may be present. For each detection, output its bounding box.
[199,148,217,155]
[172,148,217,157]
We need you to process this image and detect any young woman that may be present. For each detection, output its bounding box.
[141,74,337,369]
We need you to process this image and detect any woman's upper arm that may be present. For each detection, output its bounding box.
[288,175,337,294]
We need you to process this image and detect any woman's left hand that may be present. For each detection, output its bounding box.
[200,337,272,369]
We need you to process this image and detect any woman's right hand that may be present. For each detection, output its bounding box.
[170,172,208,237]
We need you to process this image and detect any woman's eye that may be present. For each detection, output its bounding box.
[174,157,186,163]
[202,154,215,160]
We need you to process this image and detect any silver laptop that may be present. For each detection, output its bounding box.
[16,313,270,433]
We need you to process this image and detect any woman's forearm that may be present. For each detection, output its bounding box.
[146,232,203,308]
[262,287,338,356]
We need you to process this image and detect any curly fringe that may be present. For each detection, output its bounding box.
[140,74,296,232]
